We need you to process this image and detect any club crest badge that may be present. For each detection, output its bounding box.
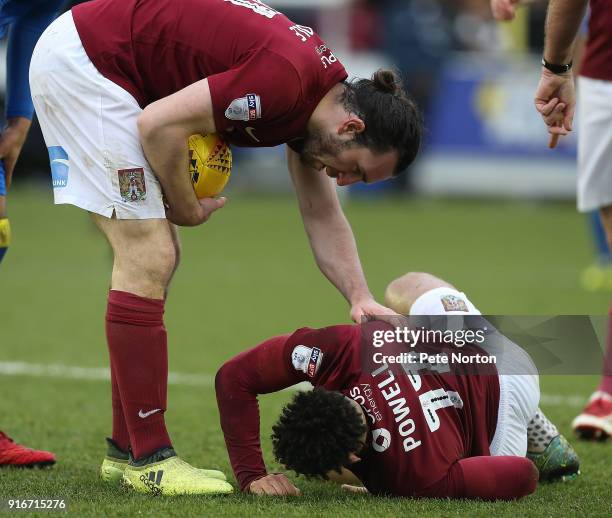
[440,294,469,312]
[225,93,262,122]
[118,168,146,202]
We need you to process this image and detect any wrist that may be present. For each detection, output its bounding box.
[246,473,268,492]
[349,291,374,306]
[541,57,572,75]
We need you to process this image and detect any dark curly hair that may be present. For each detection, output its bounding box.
[271,389,366,478]
[342,69,422,175]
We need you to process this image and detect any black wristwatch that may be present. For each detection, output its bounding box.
[541,57,572,75]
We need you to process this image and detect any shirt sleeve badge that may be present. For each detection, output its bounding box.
[291,345,323,378]
[440,294,469,312]
[225,93,262,121]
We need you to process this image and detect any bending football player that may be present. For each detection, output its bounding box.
[216,272,579,498]
[29,0,420,495]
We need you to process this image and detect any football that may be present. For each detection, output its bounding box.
[188,133,232,199]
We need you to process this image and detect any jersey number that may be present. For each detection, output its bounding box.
[224,0,279,19]
[418,388,463,432]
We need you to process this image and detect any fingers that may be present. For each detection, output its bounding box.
[539,101,566,127]
[491,0,517,21]
[276,475,301,496]
[564,102,575,132]
[341,484,369,494]
[536,97,559,117]
[548,134,560,149]
[199,196,227,222]
[536,97,571,148]
[249,474,300,496]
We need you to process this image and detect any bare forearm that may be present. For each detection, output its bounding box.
[304,210,371,305]
[136,79,217,226]
[544,0,588,63]
[138,116,200,225]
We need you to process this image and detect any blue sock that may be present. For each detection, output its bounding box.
[0,246,7,264]
[590,211,611,264]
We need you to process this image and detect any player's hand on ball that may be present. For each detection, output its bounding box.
[249,474,301,496]
[350,298,399,324]
[165,196,226,226]
[196,196,227,224]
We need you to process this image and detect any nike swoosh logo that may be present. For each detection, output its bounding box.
[245,127,260,143]
[138,408,162,419]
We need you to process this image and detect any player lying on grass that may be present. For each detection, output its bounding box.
[215,272,579,498]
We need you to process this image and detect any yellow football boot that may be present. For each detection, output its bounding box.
[101,440,228,487]
[121,447,233,496]
[100,438,129,484]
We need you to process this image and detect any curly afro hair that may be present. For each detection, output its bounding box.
[271,389,366,479]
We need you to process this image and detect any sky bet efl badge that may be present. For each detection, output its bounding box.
[291,345,323,378]
[225,93,262,121]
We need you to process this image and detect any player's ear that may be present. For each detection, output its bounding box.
[338,116,365,137]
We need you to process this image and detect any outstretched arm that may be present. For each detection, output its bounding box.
[215,334,298,492]
[286,147,396,322]
[215,325,358,493]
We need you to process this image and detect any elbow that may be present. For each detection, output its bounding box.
[215,362,230,395]
[137,107,157,144]
[215,360,238,398]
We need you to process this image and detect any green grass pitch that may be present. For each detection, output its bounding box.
[0,185,610,516]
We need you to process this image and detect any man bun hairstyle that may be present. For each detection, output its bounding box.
[372,69,400,94]
[343,69,422,175]
[271,389,366,478]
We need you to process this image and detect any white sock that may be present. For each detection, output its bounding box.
[527,408,559,453]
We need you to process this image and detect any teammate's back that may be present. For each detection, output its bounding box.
[73,0,343,108]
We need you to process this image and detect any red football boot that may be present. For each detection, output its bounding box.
[572,391,612,441]
[0,431,56,468]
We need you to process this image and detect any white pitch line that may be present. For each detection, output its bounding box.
[0,361,311,392]
[0,361,587,405]
[539,393,586,408]
[0,361,214,386]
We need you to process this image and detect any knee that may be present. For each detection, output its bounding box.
[143,244,177,285]
[385,272,453,314]
[114,241,177,296]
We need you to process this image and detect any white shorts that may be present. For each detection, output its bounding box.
[29,11,166,219]
[577,76,612,212]
[409,287,540,457]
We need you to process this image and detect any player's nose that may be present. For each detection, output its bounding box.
[335,172,361,187]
